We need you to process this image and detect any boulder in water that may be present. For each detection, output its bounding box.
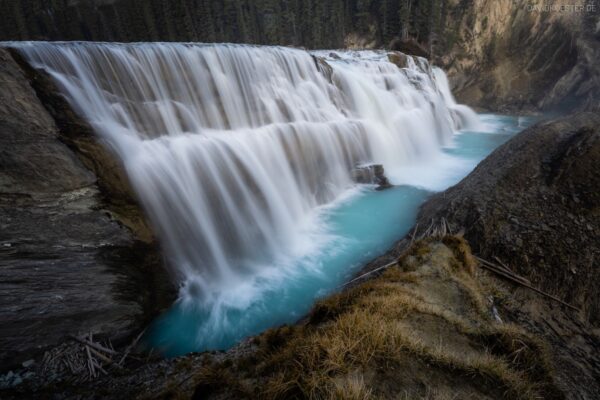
[311,55,333,82]
[388,51,411,69]
[352,164,393,190]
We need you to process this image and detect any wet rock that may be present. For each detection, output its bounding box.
[0,48,173,370]
[351,164,377,184]
[351,164,393,190]
[375,176,392,191]
[388,51,411,69]
[8,49,155,243]
[311,55,333,82]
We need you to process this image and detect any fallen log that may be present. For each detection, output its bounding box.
[475,256,580,311]
[118,328,147,366]
[337,260,398,290]
[475,256,531,286]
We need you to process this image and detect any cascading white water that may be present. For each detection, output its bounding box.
[11,42,479,307]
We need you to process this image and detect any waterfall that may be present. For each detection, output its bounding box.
[431,66,481,130]
[11,42,479,305]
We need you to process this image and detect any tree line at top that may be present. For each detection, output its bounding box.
[1,0,452,52]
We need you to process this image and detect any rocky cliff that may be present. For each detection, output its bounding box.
[0,48,172,369]
[439,0,600,112]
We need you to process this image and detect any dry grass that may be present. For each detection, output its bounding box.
[190,235,561,400]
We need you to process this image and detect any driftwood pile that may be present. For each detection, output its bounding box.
[40,330,146,381]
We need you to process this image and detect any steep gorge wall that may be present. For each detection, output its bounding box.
[439,0,600,112]
[418,112,600,325]
[0,48,173,369]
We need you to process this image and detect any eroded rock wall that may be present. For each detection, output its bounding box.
[440,0,600,112]
[0,48,171,369]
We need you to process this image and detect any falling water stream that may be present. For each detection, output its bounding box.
[10,42,532,355]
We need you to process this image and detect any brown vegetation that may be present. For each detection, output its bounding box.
[185,236,561,400]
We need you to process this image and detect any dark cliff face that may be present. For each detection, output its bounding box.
[411,112,600,398]
[0,48,173,369]
[348,112,600,399]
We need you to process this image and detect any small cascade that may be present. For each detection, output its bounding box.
[431,66,482,130]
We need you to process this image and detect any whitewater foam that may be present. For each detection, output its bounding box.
[10,43,481,341]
